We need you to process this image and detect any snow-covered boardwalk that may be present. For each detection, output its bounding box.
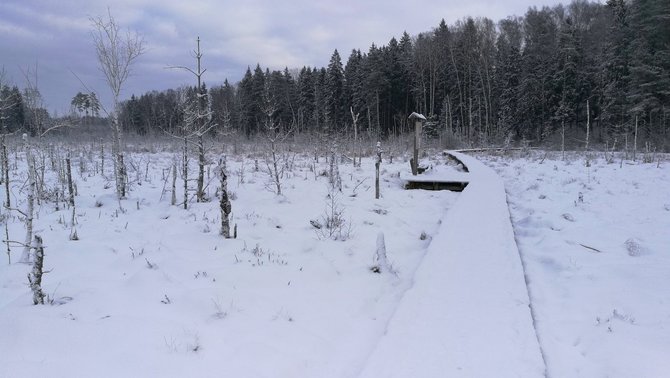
[359,152,546,377]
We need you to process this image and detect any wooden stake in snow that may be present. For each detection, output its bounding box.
[634,115,638,162]
[585,99,590,151]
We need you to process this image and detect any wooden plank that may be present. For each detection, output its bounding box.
[404,180,468,192]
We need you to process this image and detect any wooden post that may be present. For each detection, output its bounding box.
[585,99,590,151]
[375,142,382,199]
[413,121,421,175]
[408,112,426,176]
[633,114,638,162]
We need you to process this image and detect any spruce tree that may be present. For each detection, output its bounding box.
[325,49,345,133]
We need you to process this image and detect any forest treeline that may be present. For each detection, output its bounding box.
[1,0,668,149]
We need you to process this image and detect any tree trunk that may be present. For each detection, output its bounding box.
[112,112,126,199]
[171,163,177,206]
[183,137,188,209]
[585,99,590,151]
[2,138,9,208]
[197,134,205,202]
[375,142,381,199]
[271,141,282,196]
[219,161,231,238]
[100,138,105,177]
[20,141,35,264]
[28,235,45,305]
[66,152,75,207]
[561,119,565,161]
[633,114,638,161]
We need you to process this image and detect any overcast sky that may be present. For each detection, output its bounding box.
[0,0,565,114]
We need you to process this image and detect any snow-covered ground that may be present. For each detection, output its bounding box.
[481,150,670,378]
[1,143,668,378]
[0,143,460,377]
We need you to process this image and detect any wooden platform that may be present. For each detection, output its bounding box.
[403,151,471,192]
[405,180,468,191]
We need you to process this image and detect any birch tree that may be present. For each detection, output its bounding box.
[90,9,145,199]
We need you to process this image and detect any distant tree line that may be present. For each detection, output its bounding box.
[118,0,669,148]
[0,86,105,136]
[3,0,663,149]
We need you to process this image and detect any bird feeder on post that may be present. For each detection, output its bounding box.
[408,112,426,176]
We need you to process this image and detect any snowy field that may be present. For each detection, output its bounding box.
[1,141,668,377]
[0,141,459,377]
[481,150,670,378]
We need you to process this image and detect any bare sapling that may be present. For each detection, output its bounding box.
[218,157,232,238]
[27,235,45,305]
[100,138,105,176]
[375,141,382,199]
[20,63,47,138]
[561,119,565,161]
[197,134,206,202]
[265,129,285,196]
[66,152,78,240]
[350,107,360,167]
[314,184,351,241]
[90,9,145,199]
[171,163,177,206]
[624,133,629,161]
[66,151,75,208]
[0,137,4,188]
[261,79,291,196]
[183,137,188,209]
[4,219,10,264]
[585,99,590,152]
[2,136,9,208]
[168,37,217,203]
[19,134,35,263]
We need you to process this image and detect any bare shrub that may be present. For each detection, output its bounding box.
[315,186,351,241]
